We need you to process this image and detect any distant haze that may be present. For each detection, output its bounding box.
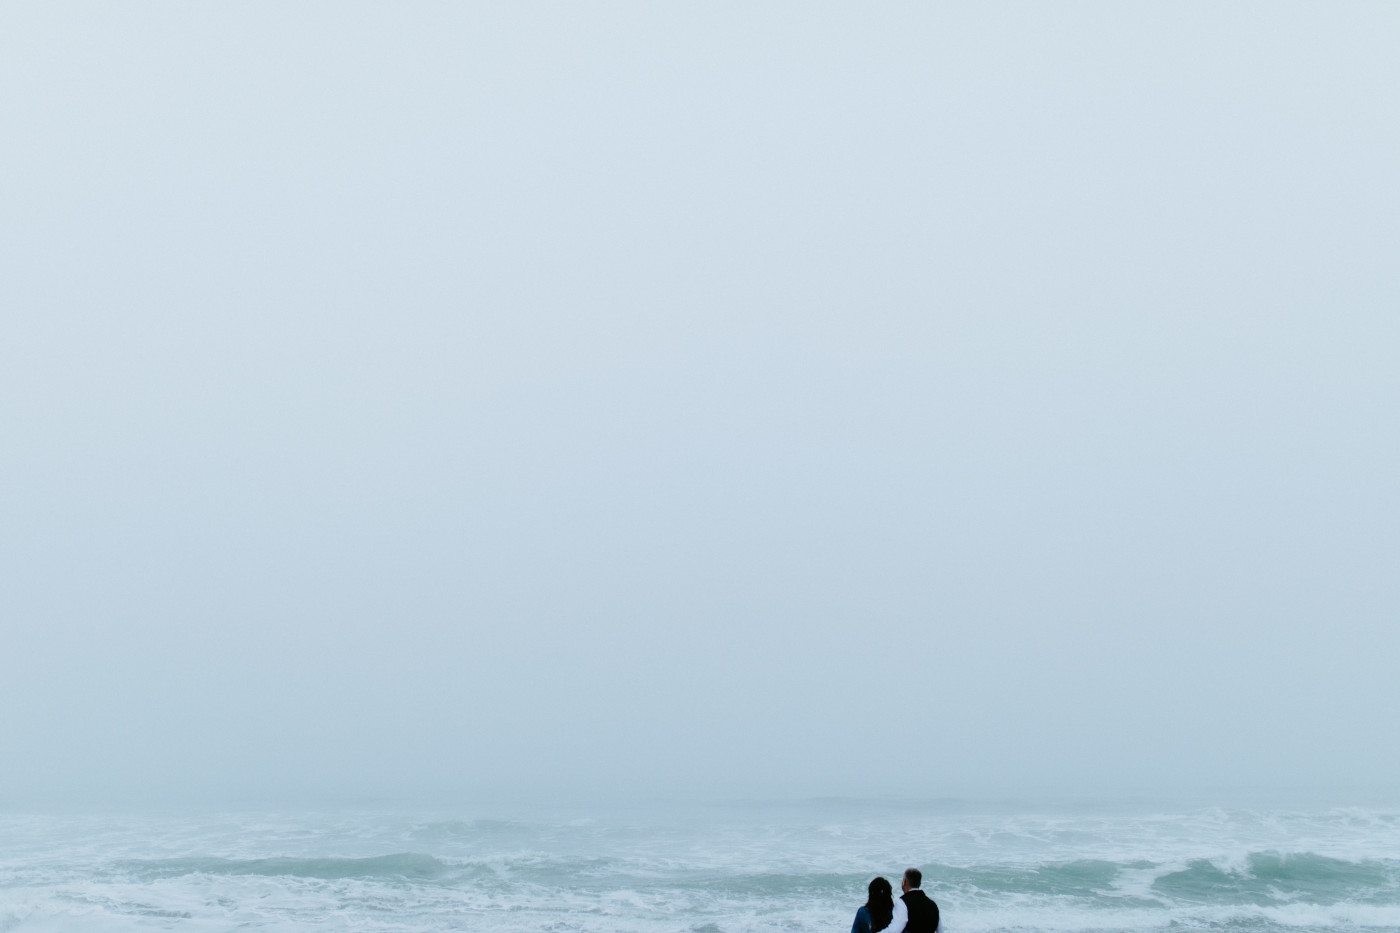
[2,3,1397,807]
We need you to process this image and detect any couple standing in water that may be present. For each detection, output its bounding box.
[852,868,939,933]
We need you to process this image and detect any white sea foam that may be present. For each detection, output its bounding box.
[1,802,1397,932]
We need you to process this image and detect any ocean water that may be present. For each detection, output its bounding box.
[1,800,1397,932]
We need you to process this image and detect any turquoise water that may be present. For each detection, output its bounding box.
[1,801,1397,931]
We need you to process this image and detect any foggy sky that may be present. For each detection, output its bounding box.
[3,3,1398,807]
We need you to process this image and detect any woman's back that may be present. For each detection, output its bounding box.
[855,878,894,933]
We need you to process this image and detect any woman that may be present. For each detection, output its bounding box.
[851,876,894,933]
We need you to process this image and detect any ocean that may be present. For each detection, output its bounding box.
[1,799,1396,932]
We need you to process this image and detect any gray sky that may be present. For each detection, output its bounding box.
[2,3,1397,807]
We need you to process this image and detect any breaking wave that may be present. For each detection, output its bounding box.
[2,804,1398,931]
[113,852,449,881]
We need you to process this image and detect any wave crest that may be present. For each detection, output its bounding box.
[118,852,448,881]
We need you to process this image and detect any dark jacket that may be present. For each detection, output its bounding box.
[901,889,939,933]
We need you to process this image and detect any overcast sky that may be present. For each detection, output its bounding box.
[2,3,1397,807]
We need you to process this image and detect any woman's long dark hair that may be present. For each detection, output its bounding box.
[866,876,894,932]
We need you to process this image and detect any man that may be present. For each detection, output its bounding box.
[880,867,939,933]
